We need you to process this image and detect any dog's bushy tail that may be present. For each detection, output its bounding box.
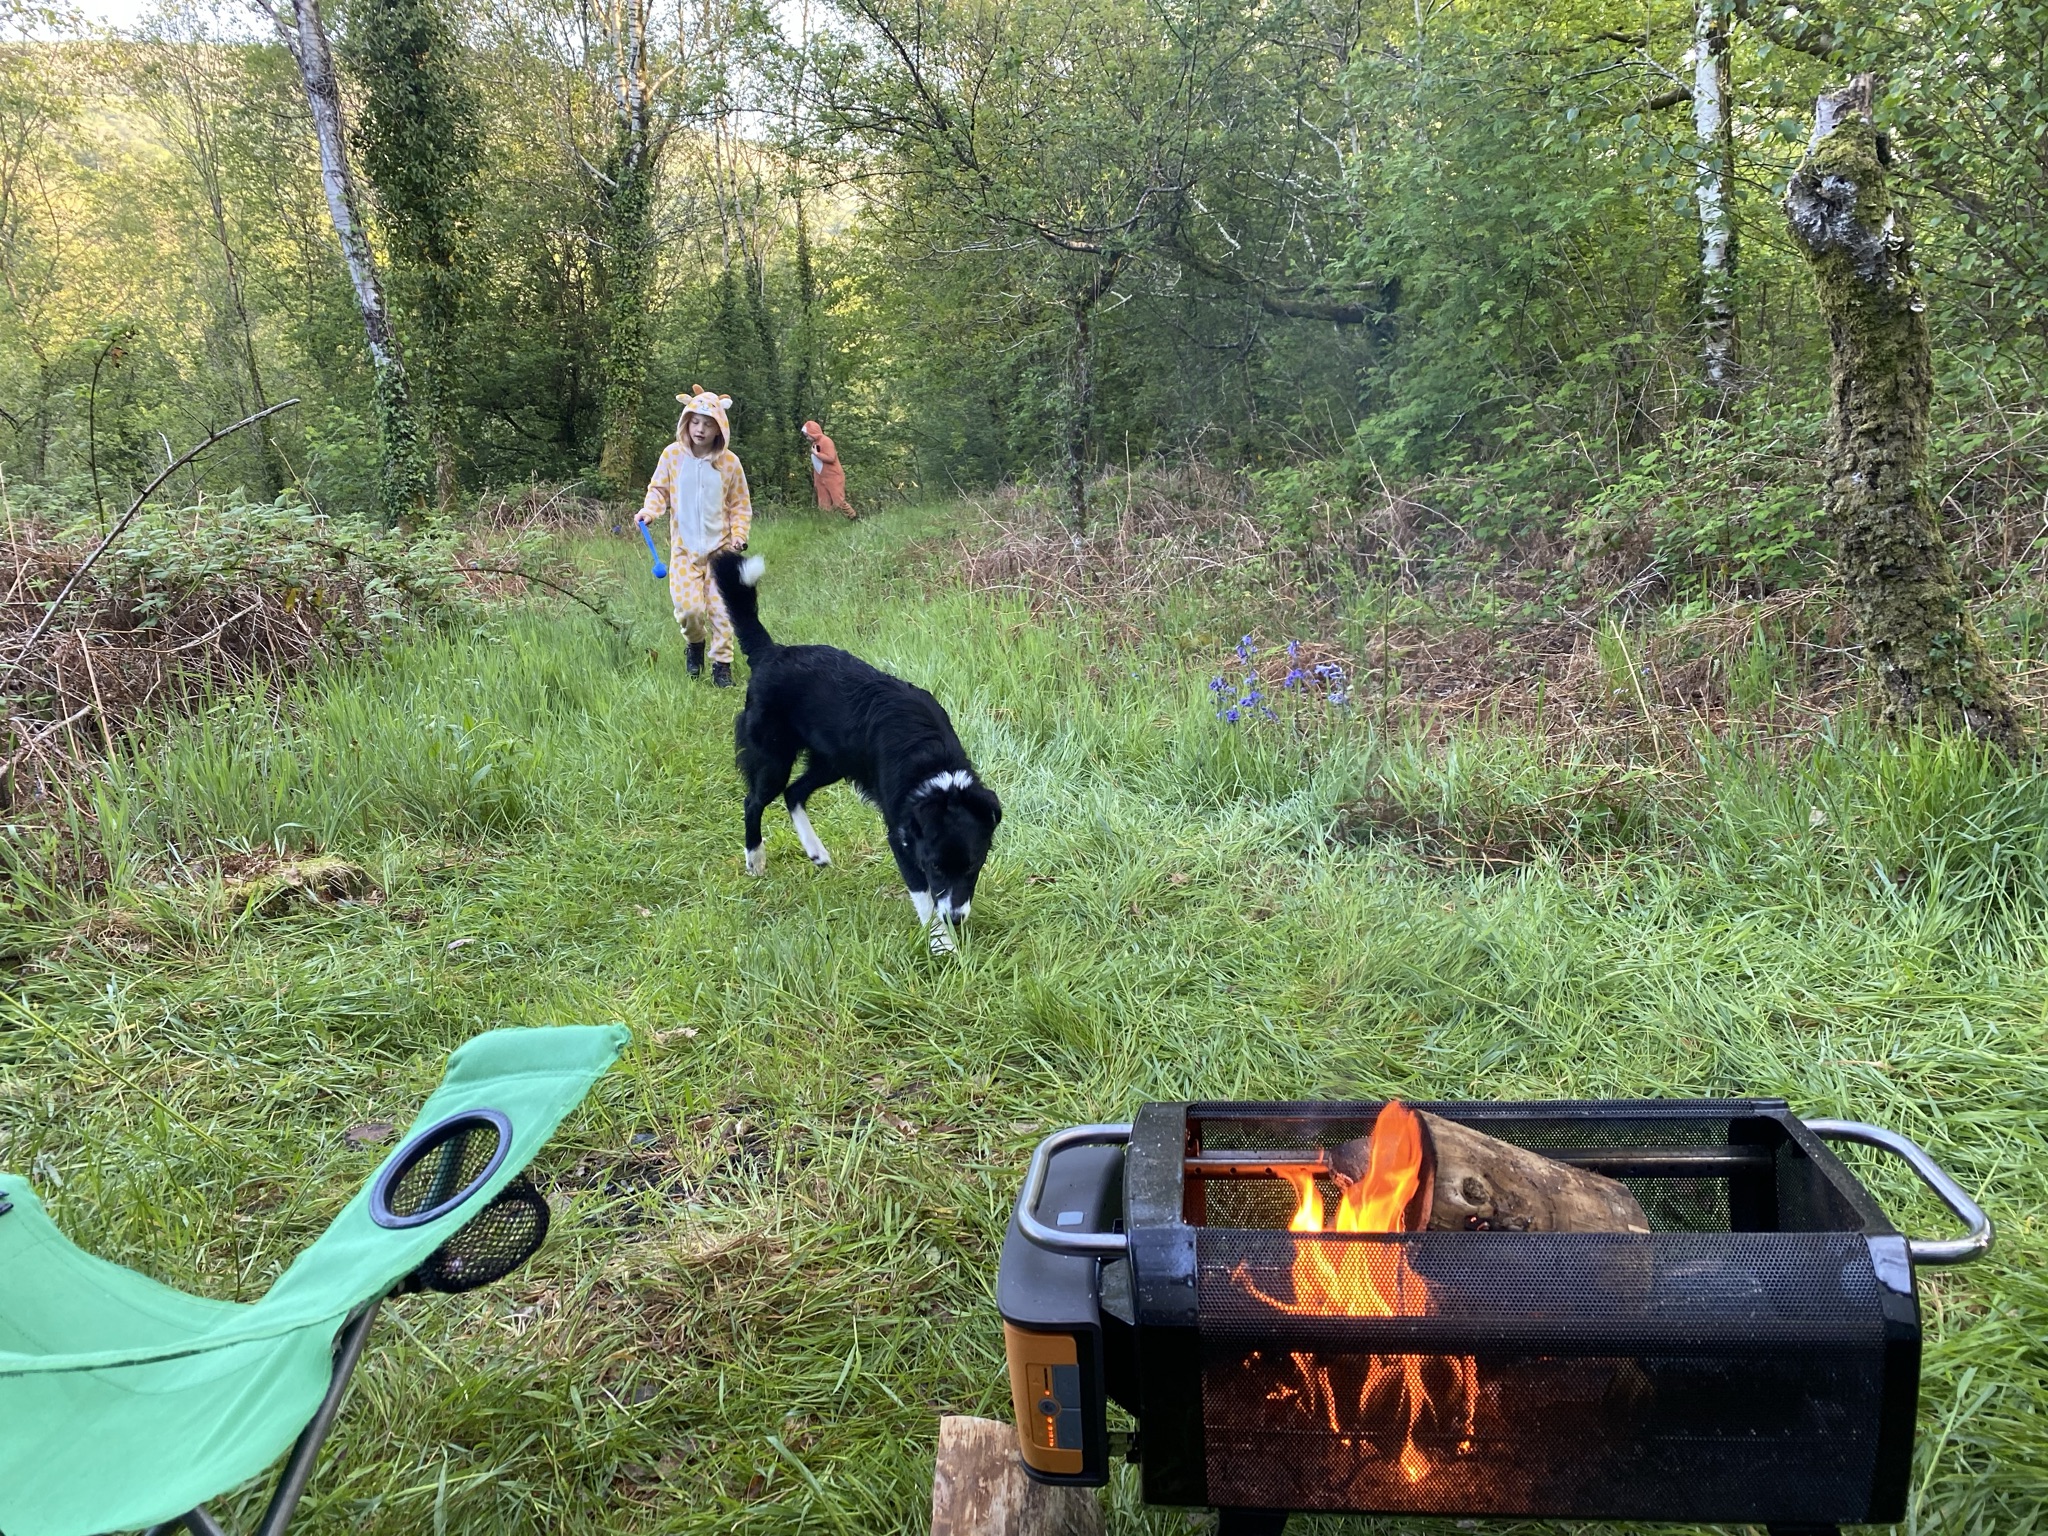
[710,552,775,662]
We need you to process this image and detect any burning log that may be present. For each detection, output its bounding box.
[931,1415,1103,1536]
[1331,1111,1650,1234]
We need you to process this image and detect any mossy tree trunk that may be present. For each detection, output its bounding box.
[343,0,484,511]
[595,125,656,498]
[1061,259,1122,538]
[1783,74,2025,754]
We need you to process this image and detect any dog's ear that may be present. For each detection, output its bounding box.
[964,783,1003,828]
[909,794,947,838]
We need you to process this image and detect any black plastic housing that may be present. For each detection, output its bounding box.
[1000,1098,1921,1528]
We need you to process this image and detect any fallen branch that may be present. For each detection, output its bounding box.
[0,704,95,778]
[459,560,623,632]
[4,399,302,681]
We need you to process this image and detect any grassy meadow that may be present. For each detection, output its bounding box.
[2,504,2043,1534]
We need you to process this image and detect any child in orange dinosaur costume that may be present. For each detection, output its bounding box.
[801,420,857,519]
[635,388,753,686]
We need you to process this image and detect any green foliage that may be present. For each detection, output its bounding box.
[0,0,2042,590]
[702,266,771,467]
[342,0,484,484]
[1569,407,1832,593]
[341,0,480,283]
[86,494,464,641]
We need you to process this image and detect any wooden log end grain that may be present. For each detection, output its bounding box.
[931,1416,1105,1536]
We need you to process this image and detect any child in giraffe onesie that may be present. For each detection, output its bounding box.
[635,387,753,686]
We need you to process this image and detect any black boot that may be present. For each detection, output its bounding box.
[686,642,705,677]
[712,660,734,688]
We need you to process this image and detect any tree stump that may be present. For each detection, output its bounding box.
[931,1416,1104,1536]
[1782,73,2026,754]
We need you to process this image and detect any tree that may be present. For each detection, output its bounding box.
[1690,0,1738,405]
[137,26,287,499]
[0,10,75,481]
[255,0,431,519]
[1784,74,2024,751]
[811,0,1220,529]
[785,195,818,444]
[342,0,483,505]
[588,0,664,496]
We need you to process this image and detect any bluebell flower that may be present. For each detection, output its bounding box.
[1283,668,1305,690]
[1287,640,1301,660]
[1240,689,1262,708]
[1235,634,1255,662]
[1209,675,1227,693]
[1328,689,1348,706]
[1225,706,1241,723]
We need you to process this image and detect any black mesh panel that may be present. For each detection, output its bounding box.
[1192,1222,1891,1519]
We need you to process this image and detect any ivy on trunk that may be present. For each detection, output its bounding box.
[1784,74,2025,755]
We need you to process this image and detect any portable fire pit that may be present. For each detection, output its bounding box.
[997,1098,1990,1536]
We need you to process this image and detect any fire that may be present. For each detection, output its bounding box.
[1232,1101,1477,1484]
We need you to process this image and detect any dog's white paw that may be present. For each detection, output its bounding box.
[744,844,766,876]
[789,806,833,867]
[928,921,956,956]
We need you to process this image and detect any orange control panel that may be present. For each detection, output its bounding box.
[1003,1323,1085,1476]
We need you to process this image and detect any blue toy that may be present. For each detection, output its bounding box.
[639,521,667,579]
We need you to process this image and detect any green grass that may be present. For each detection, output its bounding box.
[2,504,2043,1535]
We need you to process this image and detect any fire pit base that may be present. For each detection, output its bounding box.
[1214,1518,1841,1536]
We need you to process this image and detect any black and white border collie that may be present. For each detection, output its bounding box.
[710,552,1002,953]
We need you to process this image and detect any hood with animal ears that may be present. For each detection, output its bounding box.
[676,386,732,451]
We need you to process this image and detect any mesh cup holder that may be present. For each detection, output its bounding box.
[371,1110,512,1228]
[371,1109,552,1292]
[405,1172,551,1293]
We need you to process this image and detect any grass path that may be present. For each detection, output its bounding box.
[4,505,2043,1534]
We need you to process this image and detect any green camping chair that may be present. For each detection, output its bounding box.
[0,1023,628,1536]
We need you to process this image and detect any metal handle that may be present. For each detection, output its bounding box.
[1016,1124,1132,1255]
[1806,1119,1993,1265]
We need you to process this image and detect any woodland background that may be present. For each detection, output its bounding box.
[1,0,2040,579]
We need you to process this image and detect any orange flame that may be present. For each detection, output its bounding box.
[1232,1101,1476,1484]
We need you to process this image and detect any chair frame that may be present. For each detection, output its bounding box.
[134,1296,383,1536]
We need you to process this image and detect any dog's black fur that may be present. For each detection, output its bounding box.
[710,552,1002,934]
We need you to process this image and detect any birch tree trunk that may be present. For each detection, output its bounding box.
[264,0,429,519]
[1784,75,2026,753]
[1692,0,1739,407]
